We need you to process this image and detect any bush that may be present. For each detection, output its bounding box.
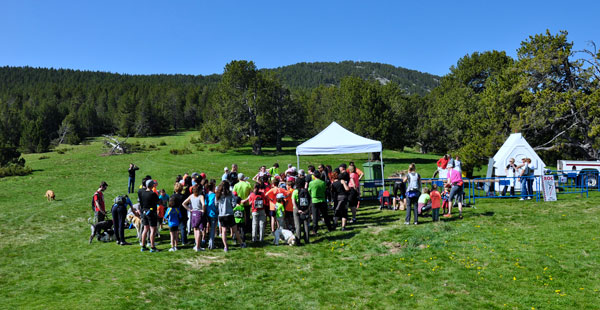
[39,155,50,160]
[0,164,32,178]
[159,140,167,146]
[169,148,192,155]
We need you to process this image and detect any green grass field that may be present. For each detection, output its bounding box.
[1,132,598,309]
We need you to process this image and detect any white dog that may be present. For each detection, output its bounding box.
[273,228,296,246]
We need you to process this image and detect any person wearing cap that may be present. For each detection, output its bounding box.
[222,167,230,182]
[445,162,464,219]
[140,179,160,252]
[233,173,253,232]
[93,181,108,223]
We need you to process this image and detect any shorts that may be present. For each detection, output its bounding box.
[169,225,179,232]
[334,195,348,218]
[191,210,205,230]
[219,215,236,228]
[141,209,158,227]
[449,186,463,203]
[269,210,277,217]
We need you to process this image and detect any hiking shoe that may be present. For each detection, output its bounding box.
[150,247,159,253]
[168,247,175,252]
[443,214,452,218]
[241,243,247,248]
[527,197,532,200]
[459,215,463,219]
[140,246,147,252]
[413,222,418,225]
[519,198,525,201]
[404,221,409,225]
[224,247,229,252]
[121,242,132,246]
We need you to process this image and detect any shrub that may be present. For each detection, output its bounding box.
[159,140,167,146]
[39,155,50,160]
[0,164,32,178]
[169,148,192,155]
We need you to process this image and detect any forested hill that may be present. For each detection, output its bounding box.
[266,61,440,95]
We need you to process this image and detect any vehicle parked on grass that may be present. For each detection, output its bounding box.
[556,160,600,188]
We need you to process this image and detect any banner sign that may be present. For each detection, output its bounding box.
[542,175,557,201]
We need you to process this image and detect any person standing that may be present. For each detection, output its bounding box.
[140,179,160,252]
[172,183,188,245]
[331,172,350,231]
[309,171,334,234]
[222,167,230,182]
[111,195,130,245]
[128,163,139,194]
[233,173,253,235]
[404,164,421,225]
[445,163,464,219]
[453,156,462,174]
[93,181,109,223]
[242,184,266,242]
[292,178,310,244]
[502,158,518,196]
[183,185,206,252]
[227,164,240,188]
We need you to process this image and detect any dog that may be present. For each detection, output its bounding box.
[98,229,116,242]
[126,213,142,241]
[45,190,55,201]
[273,228,297,246]
[89,219,114,243]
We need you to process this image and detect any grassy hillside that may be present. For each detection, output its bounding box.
[0,132,598,309]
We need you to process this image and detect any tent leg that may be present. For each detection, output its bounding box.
[297,155,300,171]
[380,151,385,191]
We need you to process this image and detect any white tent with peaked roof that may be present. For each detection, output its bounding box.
[296,122,384,186]
[493,133,546,190]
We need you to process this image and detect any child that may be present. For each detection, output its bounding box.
[158,189,169,230]
[205,181,218,250]
[417,187,431,216]
[430,184,442,222]
[441,184,451,215]
[232,192,246,242]
[393,174,406,211]
[164,196,181,251]
[275,193,286,233]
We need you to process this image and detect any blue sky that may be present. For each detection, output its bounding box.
[1,1,598,77]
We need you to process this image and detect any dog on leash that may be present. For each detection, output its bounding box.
[273,228,297,246]
[89,220,114,243]
[45,190,55,201]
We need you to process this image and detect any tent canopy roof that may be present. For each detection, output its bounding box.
[296,122,382,155]
[493,133,546,173]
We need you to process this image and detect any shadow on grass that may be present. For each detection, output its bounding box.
[383,157,438,166]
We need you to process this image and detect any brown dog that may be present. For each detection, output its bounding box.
[45,190,55,201]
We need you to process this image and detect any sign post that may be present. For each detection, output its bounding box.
[541,175,557,201]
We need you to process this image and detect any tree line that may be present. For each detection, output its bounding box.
[0,30,598,175]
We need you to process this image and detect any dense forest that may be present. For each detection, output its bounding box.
[1,30,599,176]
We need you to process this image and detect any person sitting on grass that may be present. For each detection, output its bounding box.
[418,187,432,215]
[164,196,181,252]
[216,181,246,252]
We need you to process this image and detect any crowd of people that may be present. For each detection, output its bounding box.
[92,162,367,252]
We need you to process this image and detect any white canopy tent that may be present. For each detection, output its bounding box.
[296,122,385,186]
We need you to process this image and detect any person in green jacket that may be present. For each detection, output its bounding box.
[308,171,334,234]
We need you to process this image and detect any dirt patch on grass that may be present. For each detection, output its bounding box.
[180,256,225,268]
[266,252,286,257]
[382,241,407,255]
[368,226,385,234]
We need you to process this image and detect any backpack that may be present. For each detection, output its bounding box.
[254,195,264,210]
[297,188,310,211]
[166,207,180,227]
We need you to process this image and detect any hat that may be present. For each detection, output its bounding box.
[298,169,305,176]
[238,173,247,180]
[291,167,297,172]
[286,176,295,182]
[276,193,285,199]
[100,181,108,187]
[224,167,229,171]
[339,163,347,169]
[232,191,238,196]
[288,163,293,168]
[146,179,156,187]
[200,172,206,178]
[191,172,199,178]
